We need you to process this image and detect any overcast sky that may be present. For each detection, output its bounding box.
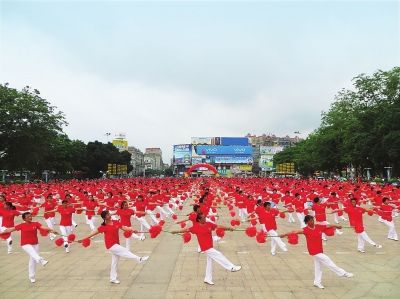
[1,0,399,162]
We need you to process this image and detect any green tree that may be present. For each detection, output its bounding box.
[0,84,66,176]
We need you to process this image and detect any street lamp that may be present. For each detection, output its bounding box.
[384,166,392,181]
[364,167,371,181]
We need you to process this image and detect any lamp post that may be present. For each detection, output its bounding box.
[364,167,371,181]
[384,166,392,181]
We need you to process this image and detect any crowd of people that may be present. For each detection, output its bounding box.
[0,178,399,289]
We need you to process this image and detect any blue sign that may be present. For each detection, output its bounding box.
[221,137,249,146]
[195,145,253,156]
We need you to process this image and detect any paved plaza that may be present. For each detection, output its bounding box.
[1,204,399,299]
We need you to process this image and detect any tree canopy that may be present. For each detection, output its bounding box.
[274,67,400,178]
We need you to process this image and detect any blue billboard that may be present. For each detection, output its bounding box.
[220,137,249,146]
[195,145,253,156]
[173,144,192,165]
[213,156,253,164]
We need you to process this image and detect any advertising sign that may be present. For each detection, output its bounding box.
[259,154,274,171]
[191,157,203,165]
[260,146,284,155]
[173,144,192,165]
[213,156,253,164]
[112,139,128,151]
[220,137,249,146]
[191,137,217,145]
[195,145,253,156]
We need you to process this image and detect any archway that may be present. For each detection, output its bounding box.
[185,163,218,177]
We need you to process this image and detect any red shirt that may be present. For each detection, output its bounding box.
[117,209,134,226]
[261,208,279,231]
[85,201,98,217]
[57,206,75,226]
[98,222,121,249]
[303,225,324,255]
[380,205,393,222]
[293,199,305,213]
[0,209,20,228]
[189,222,217,252]
[312,203,327,222]
[15,221,41,246]
[42,201,57,219]
[345,206,365,232]
[135,201,147,217]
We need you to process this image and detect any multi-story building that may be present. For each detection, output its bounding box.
[246,133,302,172]
[144,148,164,171]
[127,146,144,176]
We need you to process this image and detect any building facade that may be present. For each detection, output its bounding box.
[144,148,164,171]
[127,146,144,176]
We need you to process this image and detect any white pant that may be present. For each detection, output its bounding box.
[313,253,346,284]
[267,230,288,254]
[108,244,141,280]
[296,213,306,228]
[357,231,376,250]
[288,213,295,223]
[59,225,72,247]
[238,208,248,221]
[146,210,159,225]
[383,220,398,240]
[156,206,170,219]
[44,218,54,229]
[204,248,235,282]
[21,244,43,279]
[125,233,142,250]
[0,226,12,252]
[85,216,96,231]
[135,216,151,238]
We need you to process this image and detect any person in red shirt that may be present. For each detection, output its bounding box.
[282,191,295,223]
[47,200,84,253]
[41,194,57,240]
[0,212,57,283]
[0,201,21,253]
[311,197,343,241]
[345,198,382,253]
[379,197,398,241]
[280,215,353,289]
[117,201,141,250]
[78,210,149,284]
[133,195,151,240]
[260,202,288,256]
[172,212,241,285]
[84,195,98,232]
[293,193,306,228]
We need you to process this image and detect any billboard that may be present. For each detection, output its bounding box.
[112,139,128,151]
[259,154,274,171]
[173,144,192,165]
[260,146,284,155]
[191,157,203,165]
[191,137,221,145]
[213,156,253,164]
[220,137,249,146]
[195,145,253,156]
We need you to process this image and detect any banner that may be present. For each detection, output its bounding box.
[213,156,253,164]
[259,154,274,171]
[112,139,128,151]
[260,146,284,155]
[195,145,253,156]
[173,144,192,165]
[221,137,249,146]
